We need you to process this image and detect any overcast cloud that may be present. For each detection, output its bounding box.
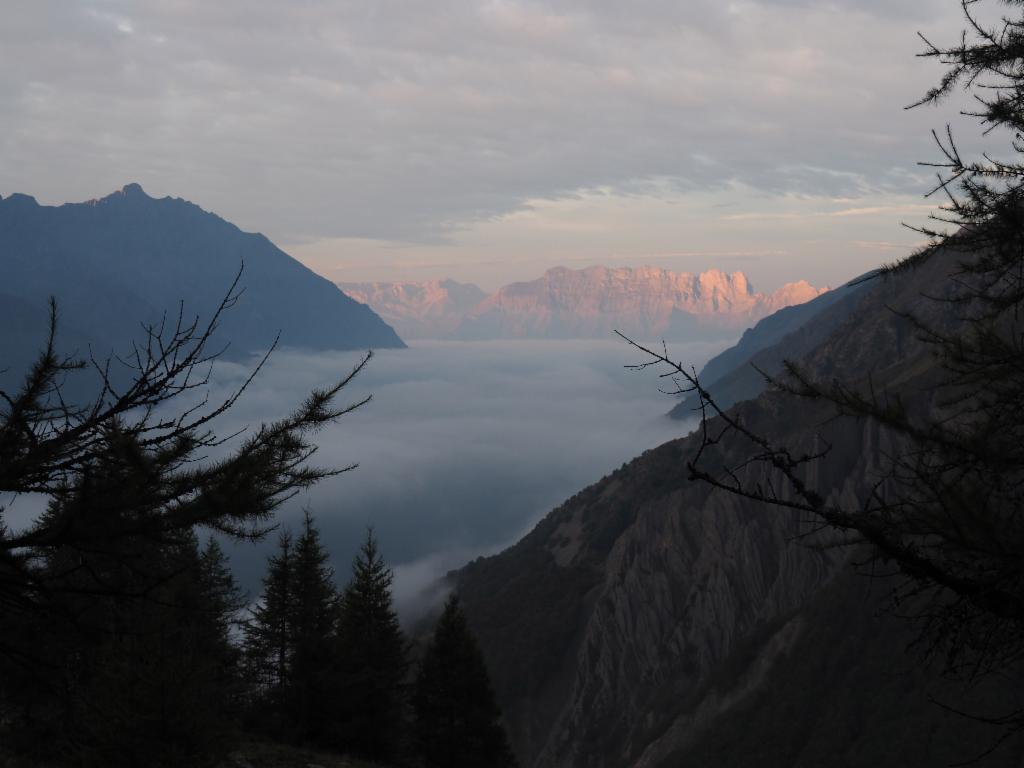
[1,1,977,289]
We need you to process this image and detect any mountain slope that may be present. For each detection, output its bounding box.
[0,184,404,371]
[451,250,1024,767]
[668,271,875,417]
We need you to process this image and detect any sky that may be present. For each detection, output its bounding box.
[1,1,973,291]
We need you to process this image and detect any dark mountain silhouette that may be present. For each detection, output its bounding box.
[450,250,1024,768]
[0,184,403,378]
[668,271,875,418]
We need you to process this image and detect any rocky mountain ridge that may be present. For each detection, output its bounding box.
[0,184,404,387]
[338,279,487,339]
[667,270,876,417]
[450,249,1024,767]
[340,266,825,342]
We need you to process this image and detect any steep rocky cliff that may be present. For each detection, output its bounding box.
[460,266,824,341]
[668,271,875,418]
[452,251,1024,767]
[343,267,824,341]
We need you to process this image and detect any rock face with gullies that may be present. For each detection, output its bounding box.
[456,266,824,340]
[0,184,404,373]
[667,270,876,417]
[338,279,487,339]
[343,266,824,341]
[451,249,1024,768]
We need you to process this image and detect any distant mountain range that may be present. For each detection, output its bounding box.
[0,184,403,384]
[338,279,488,339]
[340,266,825,342]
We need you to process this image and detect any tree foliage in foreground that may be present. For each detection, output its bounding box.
[334,529,409,762]
[244,512,342,744]
[624,0,1024,743]
[0,278,518,764]
[414,594,516,768]
[0,274,372,764]
[0,272,371,620]
[242,518,517,766]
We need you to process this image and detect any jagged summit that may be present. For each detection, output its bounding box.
[344,266,825,341]
[339,278,488,340]
[1,192,40,208]
[117,181,147,197]
[80,182,154,206]
[467,264,824,340]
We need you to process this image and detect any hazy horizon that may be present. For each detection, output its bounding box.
[2,1,970,293]
[1,182,852,295]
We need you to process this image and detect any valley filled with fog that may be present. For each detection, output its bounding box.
[0,328,726,620]
[204,338,723,617]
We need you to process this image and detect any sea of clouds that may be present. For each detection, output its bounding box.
[3,338,726,620]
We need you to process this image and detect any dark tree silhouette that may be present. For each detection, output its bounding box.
[245,530,295,701]
[288,511,341,741]
[414,594,516,768]
[334,528,409,761]
[197,536,246,690]
[0,271,373,762]
[244,512,340,743]
[622,0,1024,744]
[1,450,248,766]
[0,271,371,627]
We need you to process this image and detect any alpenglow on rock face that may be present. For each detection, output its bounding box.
[0,184,404,373]
[342,266,824,342]
[339,279,488,340]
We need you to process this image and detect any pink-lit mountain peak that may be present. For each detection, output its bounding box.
[340,265,826,341]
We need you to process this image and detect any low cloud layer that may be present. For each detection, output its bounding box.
[188,339,718,616]
[3,338,712,617]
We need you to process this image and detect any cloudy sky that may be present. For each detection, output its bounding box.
[2,1,970,290]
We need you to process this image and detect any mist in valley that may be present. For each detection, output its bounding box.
[190,338,721,617]
[0,332,723,618]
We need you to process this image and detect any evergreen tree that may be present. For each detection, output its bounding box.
[3,436,246,766]
[197,537,246,709]
[0,277,373,763]
[0,282,374,619]
[289,511,341,741]
[198,537,245,649]
[413,594,516,768]
[245,531,294,701]
[243,513,341,743]
[335,528,408,761]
